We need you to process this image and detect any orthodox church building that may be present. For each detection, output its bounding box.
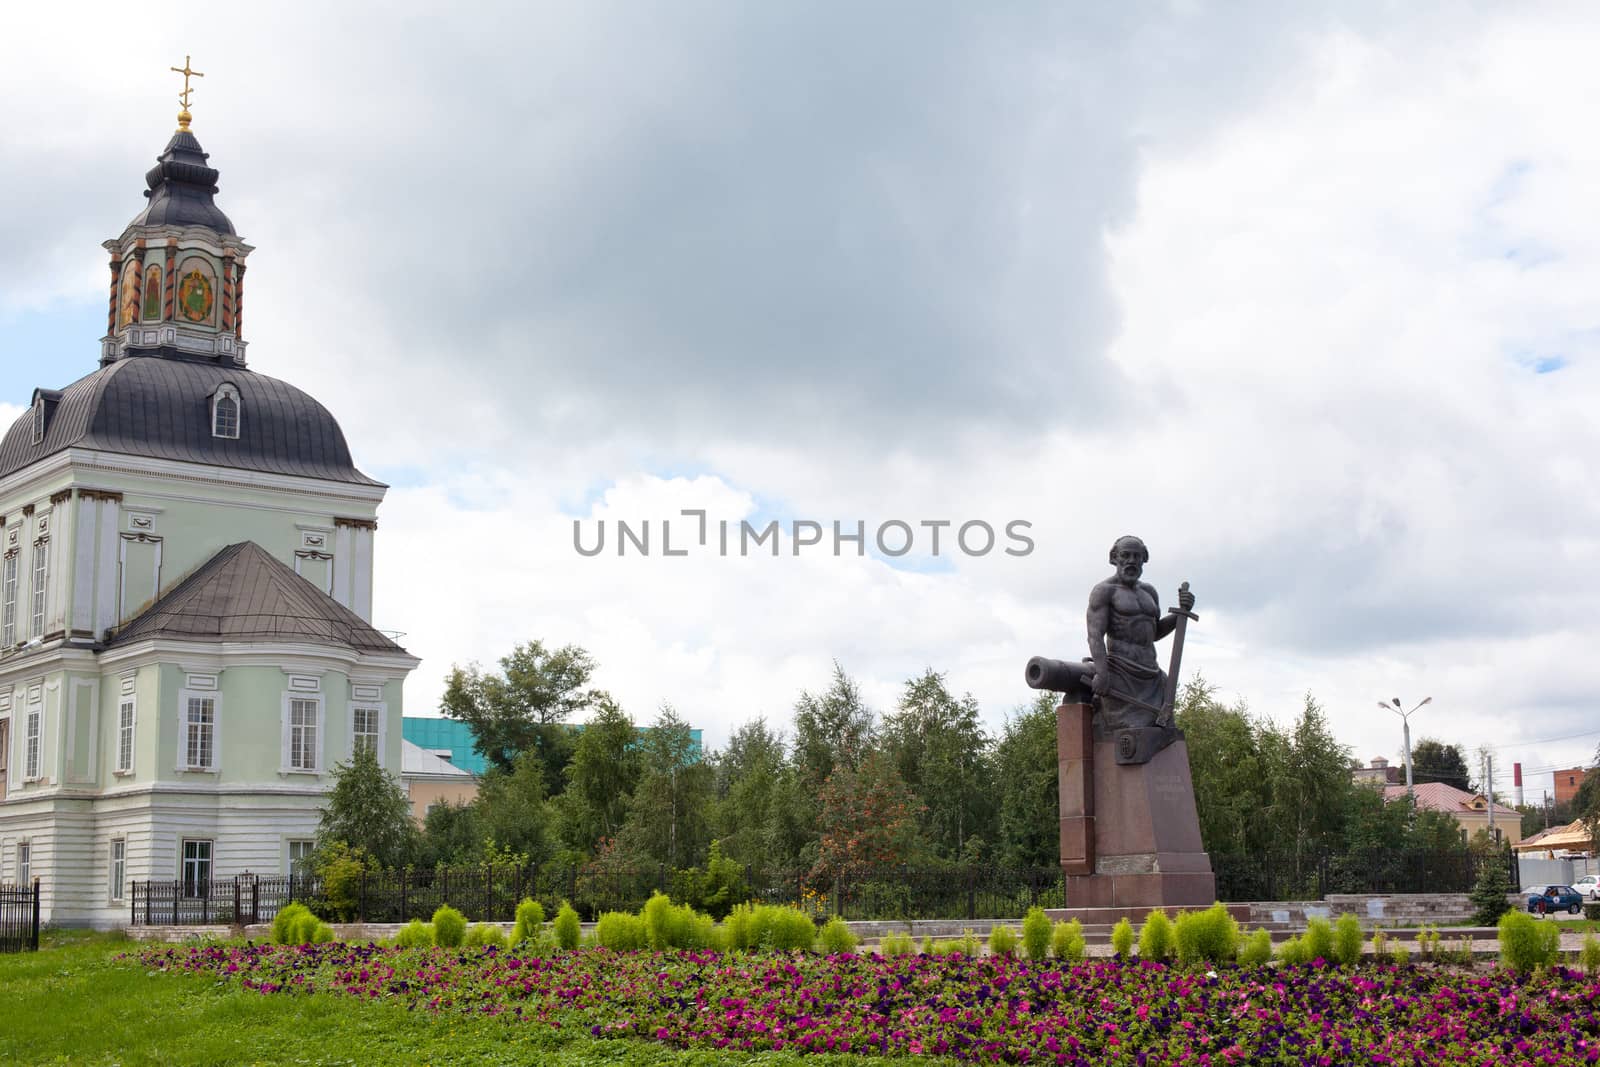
[0,94,417,925]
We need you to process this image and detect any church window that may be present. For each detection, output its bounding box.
[30,540,47,637]
[352,706,380,758]
[16,842,29,888]
[142,265,163,320]
[181,839,212,897]
[185,696,216,770]
[24,697,41,780]
[2,552,17,646]
[110,839,126,902]
[289,697,320,771]
[212,384,240,439]
[116,698,136,774]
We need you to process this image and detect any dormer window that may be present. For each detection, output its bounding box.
[212,384,240,439]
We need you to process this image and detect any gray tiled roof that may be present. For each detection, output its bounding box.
[108,541,407,654]
[0,356,381,486]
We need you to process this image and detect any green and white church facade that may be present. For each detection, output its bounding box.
[0,110,417,926]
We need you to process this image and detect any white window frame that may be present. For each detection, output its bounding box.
[350,702,385,761]
[109,839,126,902]
[115,696,136,774]
[1,551,17,647]
[178,689,219,772]
[180,838,212,898]
[29,539,47,637]
[212,384,241,440]
[17,841,30,887]
[286,839,315,876]
[31,399,44,444]
[281,693,324,773]
[23,695,41,781]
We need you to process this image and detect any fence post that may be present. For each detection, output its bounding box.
[251,877,259,926]
[172,881,179,926]
[233,876,241,925]
[966,869,976,921]
[359,867,368,924]
[400,868,408,920]
[31,879,41,951]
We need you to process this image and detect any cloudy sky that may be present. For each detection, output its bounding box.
[4,2,1598,803]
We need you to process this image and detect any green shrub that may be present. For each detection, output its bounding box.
[695,840,748,920]
[1303,916,1334,963]
[1050,919,1085,961]
[1174,904,1239,966]
[314,842,372,923]
[393,919,433,948]
[1277,935,1309,965]
[921,936,933,955]
[596,911,648,951]
[1332,912,1363,966]
[723,903,756,951]
[1469,857,1513,927]
[553,901,581,950]
[271,903,313,945]
[709,924,730,952]
[1022,907,1051,961]
[1498,910,1560,974]
[880,931,915,956]
[818,916,856,954]
[1579,932,1600,977]
[291,910,324,946]
[1138,909,1174,961]
[1110,917,1134,957]
[1585,901,1600,922]
[431,905,467,948]
[1371,927,1388,957]
[1416,925,1439,960]
[1389,942,1410,966]
[642,892,680,950]
[1239,928,1272,966]
[766,906,817,952]
[988,924,1018,957]
[511,898,544,945]
[464,923,508,949]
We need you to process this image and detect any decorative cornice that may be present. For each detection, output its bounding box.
[334,517,378,530]
[20,504,34,517]
[49,489,73,505]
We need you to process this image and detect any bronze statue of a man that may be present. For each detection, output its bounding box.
[1086,535,1195,731]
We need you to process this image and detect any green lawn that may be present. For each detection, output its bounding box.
[0,933,934,1067]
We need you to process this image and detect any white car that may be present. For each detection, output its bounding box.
[1574,874,1600,900]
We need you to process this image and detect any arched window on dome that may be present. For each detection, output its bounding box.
[212,384,240,440]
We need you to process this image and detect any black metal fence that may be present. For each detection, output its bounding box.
[1211,847,1514,902]
[0,880,40,952]
[131,848,1510,926]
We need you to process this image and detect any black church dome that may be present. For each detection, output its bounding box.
[125,130,236,235]
[0,357,380,486]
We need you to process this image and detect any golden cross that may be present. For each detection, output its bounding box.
[170,55,205,130]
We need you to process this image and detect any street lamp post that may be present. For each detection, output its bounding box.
[1377,697,1432,794]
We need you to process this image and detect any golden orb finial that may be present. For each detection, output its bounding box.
[170,55,205,132]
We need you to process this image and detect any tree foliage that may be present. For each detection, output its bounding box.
[1409,737,1472,792]
[442,640,599,782]
[317,746,417,868]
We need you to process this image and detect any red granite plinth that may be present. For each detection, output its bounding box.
[1057,702,1218,910]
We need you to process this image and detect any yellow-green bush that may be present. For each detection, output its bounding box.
[1022,907,1051,961]
[880,931,915,956]
[553,901,581,950]
[431,905,467,948]
[818,916,857,954]
[988,924,1018,957]
[511,898,544,944]
[1110,917,1134,957]
[1138,909,1174,961]
[1579,932,1599,977]
[270,903,313,945]
[1332,912,1363,966]
[1277,935,1309,965]
[464,923,508,949]
[1050,919,1085,961]
[1173,904,1239,966]
[596,910,648,951]
[640,892,713,950]
[393,919,433,948]
[1303,916,1334,962]
[1239,928,1272,966]
[1497,910,1560,974]
[723,903,757,951]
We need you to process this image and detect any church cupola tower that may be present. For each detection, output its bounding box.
[101,58,253,368]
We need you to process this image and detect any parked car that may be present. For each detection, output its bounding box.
[1526,885,1585,914]
[1573,874,1600,900]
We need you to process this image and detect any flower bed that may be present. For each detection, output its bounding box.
[132,944,1600,1064]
